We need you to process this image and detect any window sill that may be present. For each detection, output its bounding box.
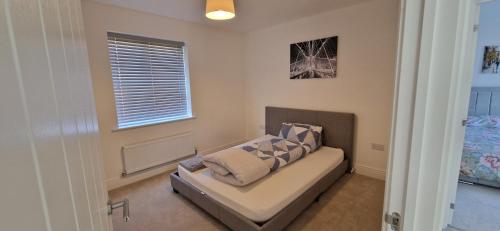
[112,116,196,132]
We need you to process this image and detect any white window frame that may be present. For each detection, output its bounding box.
[107,32,194,131]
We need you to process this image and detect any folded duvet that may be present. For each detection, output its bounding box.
[202,135,308,186]
[203,148,270,186]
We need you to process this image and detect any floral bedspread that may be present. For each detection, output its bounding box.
[460,116,500,188]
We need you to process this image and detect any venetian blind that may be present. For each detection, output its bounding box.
[107,32,192,129]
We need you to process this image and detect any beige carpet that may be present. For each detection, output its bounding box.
[109,172,385,231]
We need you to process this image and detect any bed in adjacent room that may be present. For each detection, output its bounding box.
[460,87,500,188]
[170,106,355,231]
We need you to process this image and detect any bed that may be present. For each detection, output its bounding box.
[170,106,355,231]
[461,87,500,188]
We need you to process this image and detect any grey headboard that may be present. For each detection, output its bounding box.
[265,106,355,171]
[468,87,500,116]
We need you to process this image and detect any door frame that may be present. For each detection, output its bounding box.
[440,0,490,227]
[383,0,481,230]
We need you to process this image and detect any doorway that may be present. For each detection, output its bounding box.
[450,1,500,230]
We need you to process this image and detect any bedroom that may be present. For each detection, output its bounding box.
[84,0,397,230]
[0,0,484,231]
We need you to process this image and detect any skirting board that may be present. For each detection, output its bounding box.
[106,138,248,191]
[355,164,386,180]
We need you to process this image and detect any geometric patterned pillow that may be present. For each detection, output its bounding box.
[256,139,289,171]
[278,123,323,153]
[241,137,307,171]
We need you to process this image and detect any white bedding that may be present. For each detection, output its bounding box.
[178,136,344,222]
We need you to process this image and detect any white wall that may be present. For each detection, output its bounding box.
[243,0,399,179]
[82,1,247,190]
[472,0,500,87]
[83,0,399,189]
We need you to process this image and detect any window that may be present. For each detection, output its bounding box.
[107,32,193,129]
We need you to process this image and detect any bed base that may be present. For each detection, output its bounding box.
[170,159,349,231]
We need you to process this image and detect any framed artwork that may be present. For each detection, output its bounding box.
[481,45,500,73]
[290,36,338,79]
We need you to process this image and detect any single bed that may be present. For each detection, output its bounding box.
[170,106,355,231]
[461,87,500,188]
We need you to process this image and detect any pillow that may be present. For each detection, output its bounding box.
[241,137,309,171]
[278,123,323,153]
[256,139,286,171]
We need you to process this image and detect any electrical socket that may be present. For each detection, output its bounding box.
[371,143,385,151]
[258,124,265,130]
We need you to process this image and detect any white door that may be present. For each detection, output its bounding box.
[382,0,425,229]
[0,0,112,230]
[383,0,480,230]
[441,1,481,227]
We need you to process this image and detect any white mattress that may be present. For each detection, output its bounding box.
[178,136,344,222]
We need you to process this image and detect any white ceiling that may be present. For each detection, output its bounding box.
[89,0,373,32]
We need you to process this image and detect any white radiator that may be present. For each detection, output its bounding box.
[121,132,195,176]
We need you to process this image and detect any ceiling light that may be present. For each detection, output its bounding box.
[206,0,235,20]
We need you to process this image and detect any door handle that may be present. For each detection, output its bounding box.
[108,199,130,222]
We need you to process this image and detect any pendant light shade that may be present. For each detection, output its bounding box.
[206,0,235,20]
